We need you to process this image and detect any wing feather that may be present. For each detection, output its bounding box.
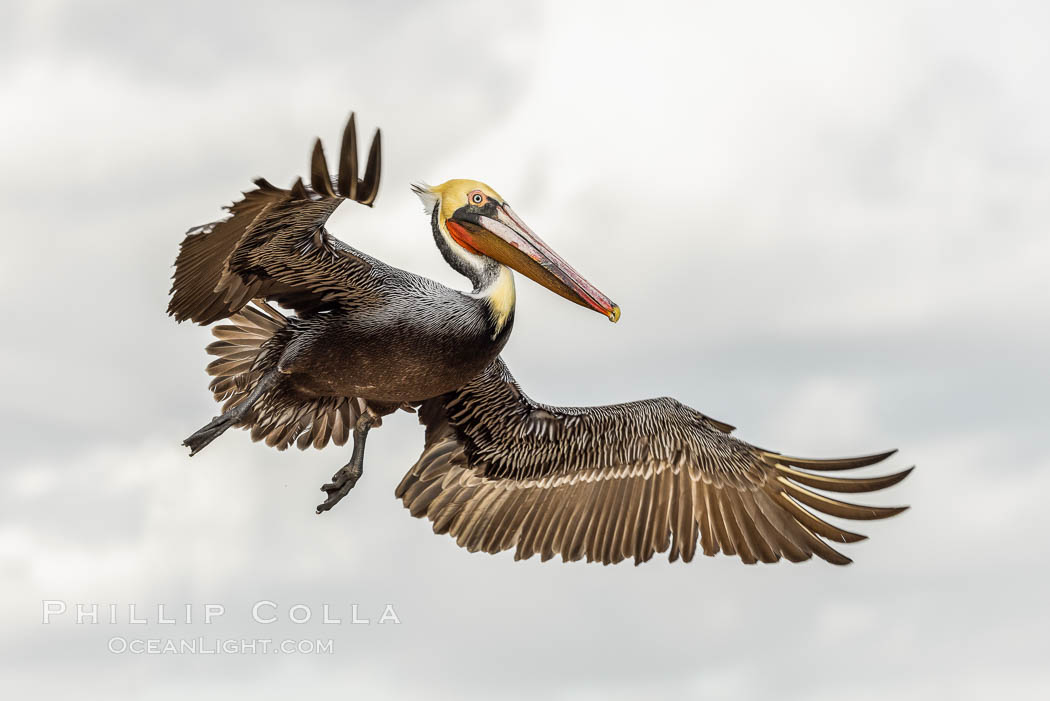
[398,360,909,566]
[169,114,382,324]
[398,359,910,566]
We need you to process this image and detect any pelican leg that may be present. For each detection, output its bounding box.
[316,409,379,514]
[183,370,280,456]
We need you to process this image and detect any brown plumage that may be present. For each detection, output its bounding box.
[169,114,381,325]
[170,113,912,563]
[396,359,910,566]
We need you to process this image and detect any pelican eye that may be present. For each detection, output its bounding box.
[470,192,484,205]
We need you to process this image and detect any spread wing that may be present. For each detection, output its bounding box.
[168,114,382,325]
[397,359,912,566]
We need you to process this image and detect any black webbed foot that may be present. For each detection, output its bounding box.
[184,413,238,456]
[183,370,280,456]
[315,408,379,514]
[316,463,363,513]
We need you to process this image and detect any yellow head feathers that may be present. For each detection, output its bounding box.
[412,179,504,222]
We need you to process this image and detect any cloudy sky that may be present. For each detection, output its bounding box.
[2,0,1048,698]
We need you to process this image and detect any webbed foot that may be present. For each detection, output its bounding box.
[315,408,379,514]
[317,463,363,513]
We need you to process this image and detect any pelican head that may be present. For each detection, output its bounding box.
[412,179,620,322]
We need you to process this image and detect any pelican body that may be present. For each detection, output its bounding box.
[169,114,911,566]
[268,252,511,404]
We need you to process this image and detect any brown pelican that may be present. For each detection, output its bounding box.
[169,114,911,566]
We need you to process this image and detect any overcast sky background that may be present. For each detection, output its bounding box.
[2,1,1048,698]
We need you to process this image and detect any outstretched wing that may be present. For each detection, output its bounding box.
[397,359,912,566]
[168,114,382,324]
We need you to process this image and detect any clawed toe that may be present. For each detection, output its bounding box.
[314,408,375,515]
[183,415,234,456]
[321,477,354,494]
[315,466,361,514]
[316,487,351,514]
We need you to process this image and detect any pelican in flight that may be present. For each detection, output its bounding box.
[169,114,911,565]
